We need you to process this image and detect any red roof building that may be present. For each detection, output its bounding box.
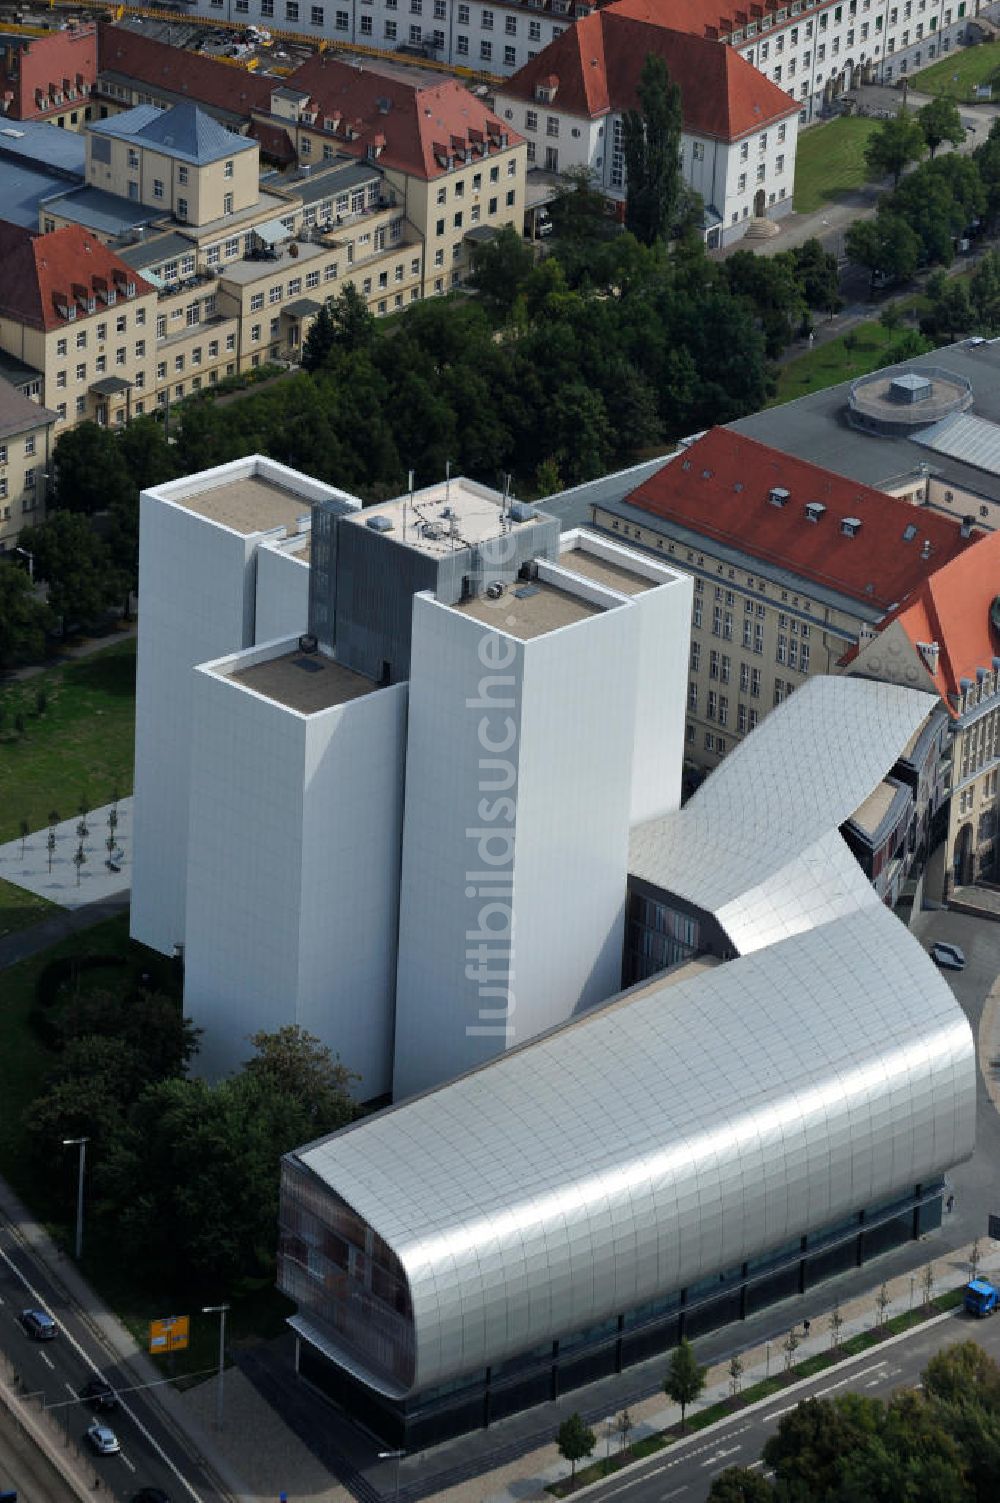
[284,53,521,181]
[497,9,795,142]
[0,23,97,126]
[97,23,273,126]
[628,428,975,612]
[0,221,153,331]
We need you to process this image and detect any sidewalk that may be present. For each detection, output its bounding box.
[0,800,133,913]
[0,620,137,687]
[431,1238,1000,1503]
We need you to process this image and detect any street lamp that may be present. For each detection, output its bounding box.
[14,546,33,582]
[61,1137,89,1260]
[378,1448,405,1503]
[202,1304,230,1430]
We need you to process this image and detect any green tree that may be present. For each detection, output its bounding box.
[924,271,973,341]
[301,298,338,372]
[664,1338,706,1434]
[0,557,50,667]
[865,107,927,186]
[974,119,1000,227]
[242,1024,355,1128]
[49,422,132,516]
[707,1468,773,1502]
[919,96,966,159]
[846,215,922,285]
[970,249,1000,330]
[622,52,684,245]
[763,1395,877,1496]
[556,1412,596,1488]
[469,225,535,320]
[924,1342,1000,1410]
[533,457,563,497]
[791,238,841,312]
[550,167,613,244]
[546,382,612,484]
[18,512,123,638]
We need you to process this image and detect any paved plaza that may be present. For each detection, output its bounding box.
[0,799,132,910]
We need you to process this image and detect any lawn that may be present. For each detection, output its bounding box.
[793,115,880,214]
[0,636,136,846]
[771,319,931,406]
[912,40,1000,102]
[0,877,56,940]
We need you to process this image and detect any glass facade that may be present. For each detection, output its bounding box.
[293,1180,943,1450]
[624,889,701,983]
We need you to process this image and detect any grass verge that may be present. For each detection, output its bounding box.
[912,41,1000,102]
[546,1289,966,1494]
[0,877,56,940]
[793,116,880,215]
[0,637,136,847]
[771,320,934,406]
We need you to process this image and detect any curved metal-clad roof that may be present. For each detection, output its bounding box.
[298,902,975,1395]
[629,676,937,952]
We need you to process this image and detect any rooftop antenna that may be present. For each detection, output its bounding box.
[405,467,414,539]
[445,458,451,510]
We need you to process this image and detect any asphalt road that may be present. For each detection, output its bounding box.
[586,1303,1000,1503]
[0,1215,226,1503]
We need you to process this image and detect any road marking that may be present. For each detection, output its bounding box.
[39,1351,54,1370]
[0,1243,204,1503]
[64,1381,78,1400]
[663,1489,688,1499]
[815,1375,854,1397]
[763,1402,799,1422]
[120,1453,136,1473]
[701,1444,742,1467]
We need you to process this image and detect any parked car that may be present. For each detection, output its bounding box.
[85,1422,120,1456]
[20,1308,57,1340]
[80,1378,118,1412]
[931,941,966,971]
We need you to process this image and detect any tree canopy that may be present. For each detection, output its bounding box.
[864,107,927,186]
[664,1338,707,1433]
[556,1412,596,1485]
[18,511,124,638]
[0,557,50,667]
[622,52,685,245]
[919,96,966,159]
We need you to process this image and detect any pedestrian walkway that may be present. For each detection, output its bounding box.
[0,800,132,912]
[0,621,136,687]
[430,1239,1000,1503]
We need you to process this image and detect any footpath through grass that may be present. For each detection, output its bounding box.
[793,116,879,214]
[771,317,933,406]
[913,41,1000,102]
[0,636,136,846]
[546,1289,966,1495]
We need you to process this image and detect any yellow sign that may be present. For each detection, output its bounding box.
[149,1315,190,1354]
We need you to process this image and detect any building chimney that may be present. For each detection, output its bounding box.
[917,641,940,676]
[961,514,975,538]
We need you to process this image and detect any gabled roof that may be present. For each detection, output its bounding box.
[248,117,296,165]
[285,53,522,180]
[608,0,783,42]
[97,23,273,122]
[848,528,1000,716]
[498,10,795,140]
[628,428,975,612]
[0,221,153,332]
[89,100,255,166]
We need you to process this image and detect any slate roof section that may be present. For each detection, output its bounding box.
[627,427,975,612]
[98,22,273,122]
[286,52,522,180]
[0,376,57,440]
[498,9,796,140]
[0,221,153,331]
[88,100,255,167]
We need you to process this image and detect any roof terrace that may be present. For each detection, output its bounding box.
[227,648,376,714]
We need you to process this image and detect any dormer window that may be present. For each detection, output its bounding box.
[841,516,861,537]
[534,82,556,103]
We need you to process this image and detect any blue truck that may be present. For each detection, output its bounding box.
[964,1278,999,1317]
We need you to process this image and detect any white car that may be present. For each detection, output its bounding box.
[86,1421,121,1456]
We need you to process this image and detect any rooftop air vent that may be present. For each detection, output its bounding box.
[366,514,394,532]
[509,501,537,523]
[486,581,505,600]
[769,486,790,508]
[841,517,862,538]
[804,501,826,523]
[298,633,318,654]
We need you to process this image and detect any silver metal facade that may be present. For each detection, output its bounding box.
[291,903,974,1397]
[629,676,938,954]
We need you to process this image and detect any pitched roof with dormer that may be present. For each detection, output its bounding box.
[286,53,522,180]
[498,8,795,140]
[843,529,1000,716]
[0,221,153,332]
[628,428,975,612]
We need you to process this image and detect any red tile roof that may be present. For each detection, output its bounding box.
[499,10,795,140]
[248,117,296,164]
[98,23,273,120]
[0,222,153,333]
[286,53,522,180]
[601,0,800,42]
[848,529,1000,716]
[627,428,975,612]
